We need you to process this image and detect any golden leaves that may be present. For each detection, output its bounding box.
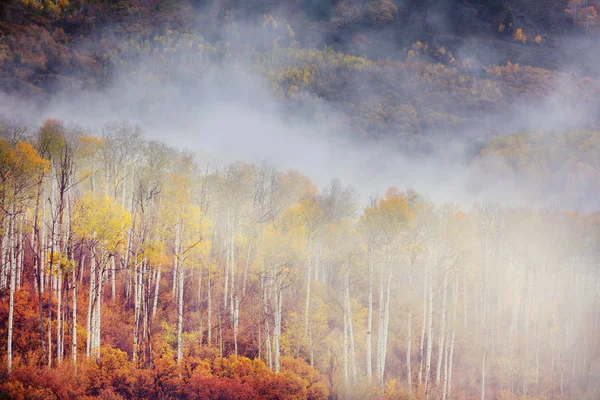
[73,195,132,252]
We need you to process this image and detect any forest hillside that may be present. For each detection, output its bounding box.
[1,1,600,399]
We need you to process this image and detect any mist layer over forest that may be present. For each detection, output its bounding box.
[0,0,600,399]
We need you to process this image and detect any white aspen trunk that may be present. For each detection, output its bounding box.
[234,298,239,355]
[152,267,161,319]
[198,270,204,344]
[418,260,428,385]
[133,258,141,361]
[376,255,385,383]
[381,265,392,388]
[125,168,135,301]
[124,227,132,301]
[366,245,374,381]
[172,253,178,300]
[47,254,53,367]
[72,261,77,366]
[305,234,313,337]
[345,261,357,384]
[32,183,46,359]
[142,262,149,360]
[309,322,314,368]
[7,214,15,374]
[57,268,63,363]
[86,247,95,358]
[263,275,272,370]
[481,348,486,400]
[463,267,467,328]
[207,269,212,345]
[93,261,103,360]
[177,225,184,364]
[436,265,448,385]
[223,213,229,314]
[425,263,434,399]
[111,256,116,301]
[218,308,223,357]
[138,260,145,352]
[0,216,6,291]
[448,272,459,397]
[407,254,414,394]
[442,329,449,400]
[229,215,235,325]
[79,254,85,288]
[481,245,488,400]
[274,284,282,373]
[48,192,56,368]
[15,217,22,291]
[536,336,540,389]
[343,291,349,387]
[41,201,47,293]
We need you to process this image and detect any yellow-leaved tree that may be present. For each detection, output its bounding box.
[162,172,212,364]
[359,186,411,388]
[0,138,50,374]
[73,195,131,360]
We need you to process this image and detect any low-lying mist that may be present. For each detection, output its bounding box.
[1,27,598,211]
[1,4,600,399]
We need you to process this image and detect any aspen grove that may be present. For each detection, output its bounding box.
[0,118,599,400]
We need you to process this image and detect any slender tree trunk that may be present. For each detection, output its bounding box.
[263,274,272,370]
[33,181,46,359]
[0,215,5,291]
[86,246,95,358]
[124,228,132,301]
[72,257,77,367]
[447,271,459,397]
[152,267,161,319]
[223,213,229,315]
[442,329,449,400]
[176,224,184,364]
[463,267,467,328]
[309,322,314,367]
[207,269,212,345]
[343,290,349,387]
[57,268,63,363]
[173,253,178,301]
[436,264,448,385]
[376,255,385,384]
[234,299,239,355]
[229,215,235,326]
[380,264,392,388]
[305,234,313,336]
[407,254,414,394]
[15,217,22,291]
[41,201,47,293]
[111,256,116,301]
[418,260,428,385]
[425,261,434,399]
[133,259,142,361]
[93,261,103,360]
[345,260,357,384]
[7,214,15,374]
[47,246,53,367]
[366,245,374,381]
[274,283,282,373]
[481,347,486,400]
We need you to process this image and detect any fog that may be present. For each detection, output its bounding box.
[1,3,600,398]
[0,7,598,211]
